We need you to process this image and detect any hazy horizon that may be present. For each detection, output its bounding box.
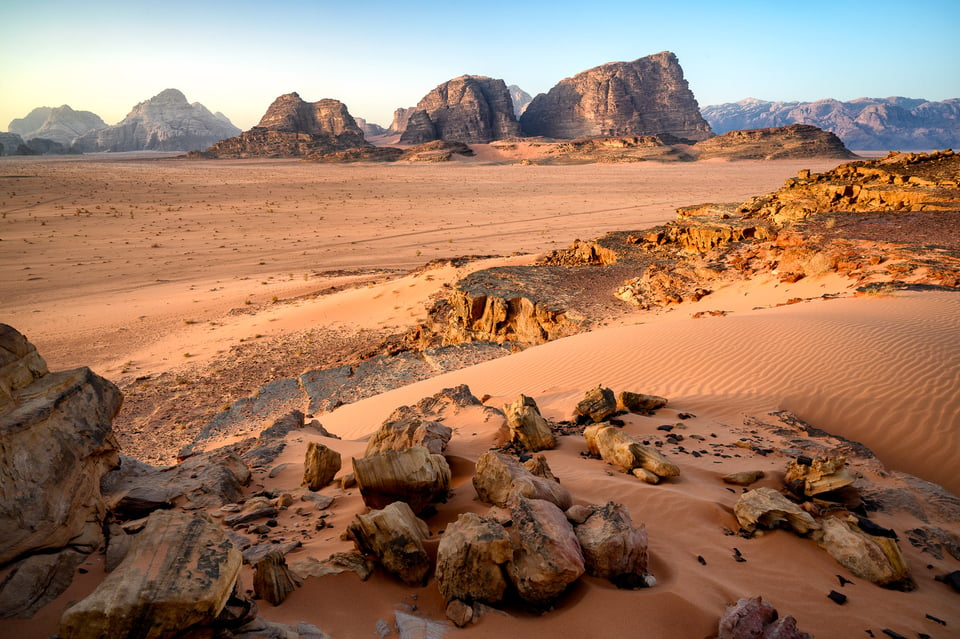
[2,0,958,132]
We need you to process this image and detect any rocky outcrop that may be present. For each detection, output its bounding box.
[346,501,431,586]
[519,51,713,142]
[502,394,555,451]
[354,117,386,137]
[472,451,572,510]
[573,385,618,423]
[568,502,649,587]
[388,107,413,134]
[0,132,30,156]
[8,105,107,147]
[733,488,819,535]
[59,510,242,639]
[508,85,533,117]
[814,515,913,589]
[205,93,366,158]
[352,446,451,514]
[72,89,240,152]
[584,423,680,481]
[435,513,512,607]
[702,96,960,150]
[363,417,452,456]
[301,442,341,491]
[693,124,857,160]
[399,75,520,144]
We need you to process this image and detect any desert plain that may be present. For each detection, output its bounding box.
[2,149,959,638]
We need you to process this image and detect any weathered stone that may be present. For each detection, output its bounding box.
[0,548,86,618]
[300,493,335,510]
[523,453,558,482]
[733,488,820,535]
[59,510,242,639]
[717,596,811,639]
[572,502,649,586]
[574,386,618,423]
[694,124,856,160]
[583,423,680,478]
[473,451,572,510]
[346,502,431,586]
[353,447,451,514]
[617,391,668,413]
[784,456,857,498]
[289,552,375,582]
[363,417,452,456]
[223,496,279,527]
[723,470,766,486]
[8,105,107,148]
[632,468,662,484]
[503,394,555,451]
[520,51,713,141]
[1,328,121,566]
[445,599,474,627]
[506,498,585,606]
[302,442,342,491]
[253,551,300,606]
[814,515,913,589]
[436,512,512,605]
[242,540,302,566]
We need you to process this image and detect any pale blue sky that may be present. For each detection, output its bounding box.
[2,0,958,131]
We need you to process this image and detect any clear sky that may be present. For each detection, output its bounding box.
[2,0,958,131]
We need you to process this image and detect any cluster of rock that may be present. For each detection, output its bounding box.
[702,96,960,150]
[734,455,914,590]
[519,51,714,142]
[693,124,857,160]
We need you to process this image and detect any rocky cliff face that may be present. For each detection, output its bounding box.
[519,51,713,142]
[399,75,521,144]
[694,124,857,160]
[702,97,960,151]
[508,85,533,117]
[388,107,413,134]
[8,105,107,147]
[72,89,240,152]
[355,117,386,137]
[0,132,30,156]
[204,92,368,158]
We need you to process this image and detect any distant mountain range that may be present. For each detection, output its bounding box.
[701,97,959,150]
[2,89,239,155]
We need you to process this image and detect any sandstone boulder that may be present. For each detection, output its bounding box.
[574,386,618,423]
[733,488,819,535]
[814,515,913,589]
[352,447,451,514]
[302,442,341,491]
[363,417,452,456]
[617,391,668,413]
[346,502,431,586]
[503,394,555,451]
[505,497,585,605]
[723,470,766,486]
[571,502,649,587]
[583,423,680,479]
[59,510,242,639]
[472,451,572,510]
[435,512,512,605]
[253,551,300,606]
[0,549,86,618]
[784,456,857,500]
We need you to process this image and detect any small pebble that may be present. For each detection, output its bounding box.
[827,590,847,605]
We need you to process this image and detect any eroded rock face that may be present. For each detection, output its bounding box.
[59,510,242,639]
[352,446,451,514]
[302,442,342,491]
[8,105,107,148]
[363,417,452,456]
[503,394,555,451]
[205,93,367,158]
[520,51,713,142]
[399,75,520,144]
[473,451,572,510]
[72,88,240,152]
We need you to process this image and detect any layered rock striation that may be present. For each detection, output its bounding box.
[519,51,713,142]
[702,97,960,150]
[693,124,858,160]
[205,92,367,158]
[399,75,520,144]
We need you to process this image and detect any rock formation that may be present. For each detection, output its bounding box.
[693,124,857,160]
[472,451,572,510]
[502,394,555,451]
[72,89,240,152]
[717,596,811,639]
[583,423,680,480]
[702,96,960,150]
[352,446,451,514]
[435,513,512,607]
[204,92,367,158]
[363,416,452,456]
[568,502,650,587]
[8,105,107,147]
[346,501,431,586]
[733,488,819,535]
[0,132,30,156]
[399,75,520,144]
[353,117,385,137]
[573,385,618,423]
[301,442,341,491]
[519,51,713,142]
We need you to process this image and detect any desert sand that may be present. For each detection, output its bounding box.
[2,151,958,638]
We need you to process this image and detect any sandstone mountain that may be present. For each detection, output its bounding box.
[0,132,30,156]
[519,51,713,142]
[204,92,368,158]
[702,97,960,150]
[8,105,107,147]
[388,107,412,135]
[693,124,857,160]
[72,89,240,152]
[355,117,386,138]
[399,75,520,144]
[508,84,533,117]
